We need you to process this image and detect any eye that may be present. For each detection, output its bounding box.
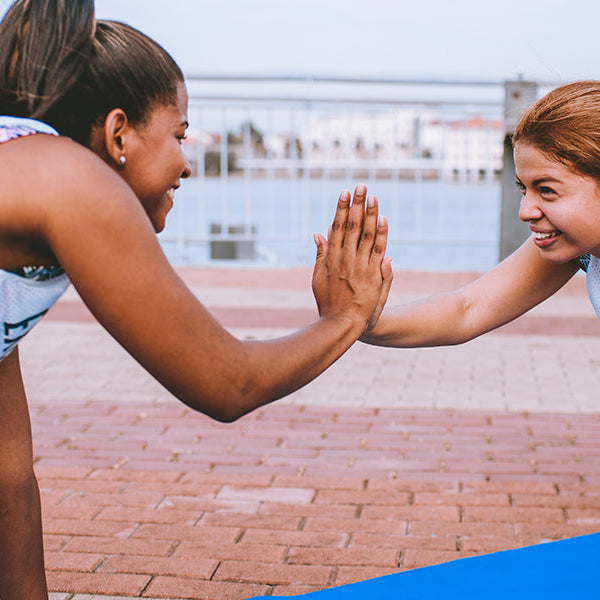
[515,180,526,195]
[176,134,187,144]
[539,186,557,197]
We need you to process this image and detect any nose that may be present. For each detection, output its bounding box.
[518,190,543,223]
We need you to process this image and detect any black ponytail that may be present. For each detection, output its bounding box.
[0,0,95,121]
[0,0,184,145]
[55,19,185,145]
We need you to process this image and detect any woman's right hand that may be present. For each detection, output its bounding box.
[312,184,393,334]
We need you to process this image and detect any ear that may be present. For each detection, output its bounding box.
[101,108,130,169]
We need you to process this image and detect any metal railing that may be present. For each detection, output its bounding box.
[159,76,537,271]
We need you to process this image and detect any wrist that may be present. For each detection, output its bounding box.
[319,311,367,340]
[359,330,375,344]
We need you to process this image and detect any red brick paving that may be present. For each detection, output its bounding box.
[22,267,600,599]
[34,402,600,599]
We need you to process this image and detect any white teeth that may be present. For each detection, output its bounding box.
[533,231,559,240]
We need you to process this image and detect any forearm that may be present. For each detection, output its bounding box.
[172,314,363,422]
[360,291,476,348]
[361,243,580,349]
[241,315,363,412]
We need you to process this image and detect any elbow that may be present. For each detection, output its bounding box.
[208,361,275,422]
[174,348,271,423]
[181,378,265,424]
[209,405,247,424]
[184,398,248,423]
[211,379,264,423]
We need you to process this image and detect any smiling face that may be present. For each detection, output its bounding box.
[515,142,600,263]
[119,81,191,232]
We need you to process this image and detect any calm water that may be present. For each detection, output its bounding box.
[160,178,502,272]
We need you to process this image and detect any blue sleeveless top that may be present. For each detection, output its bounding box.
[0,116,71,361]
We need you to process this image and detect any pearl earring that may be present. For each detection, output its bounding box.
[119,155,126,167]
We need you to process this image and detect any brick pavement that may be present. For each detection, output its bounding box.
[15,267,600,599]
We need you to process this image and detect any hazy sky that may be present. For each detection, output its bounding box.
[88,0,596,84]
[0,0,595,84]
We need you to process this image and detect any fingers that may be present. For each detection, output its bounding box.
[356,194,380,261]
[342,184,368,251]
[381,255,393,281]
[327,189,351,251]
[326,183,389,268]
[312,233,328,279]
[312,183,393,333]
[313,232,328,252]
[367,257,394,330]
[369,215,389,266]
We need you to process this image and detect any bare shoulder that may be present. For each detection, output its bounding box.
[0,134,153,263]
[0,134,139,221]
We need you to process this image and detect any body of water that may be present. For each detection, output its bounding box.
[160,177,503,272]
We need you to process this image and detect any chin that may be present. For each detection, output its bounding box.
[149,208,170,233]
[539,247,581,265]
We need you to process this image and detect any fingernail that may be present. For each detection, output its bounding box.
[378,215,387,227]
[356,184,366,195]
[367,196,375,208]
[340,190,350,202]
[313,233,320,246]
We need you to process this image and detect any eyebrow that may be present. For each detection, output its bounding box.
[533,176,562,186]
[515,176,562,186]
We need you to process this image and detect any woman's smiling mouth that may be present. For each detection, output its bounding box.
[531,229,561,248]
[532,230,560,240]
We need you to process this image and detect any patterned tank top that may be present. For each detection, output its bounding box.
[0,116,71,361]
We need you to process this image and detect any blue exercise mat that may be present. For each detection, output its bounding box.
[248,533,599,599]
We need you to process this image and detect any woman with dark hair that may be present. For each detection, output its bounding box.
[0,0,392,596]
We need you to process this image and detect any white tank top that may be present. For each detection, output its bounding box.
[0,116,71,361]
[586,255,600,320]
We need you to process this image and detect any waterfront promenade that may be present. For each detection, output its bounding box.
[20,266,600,600]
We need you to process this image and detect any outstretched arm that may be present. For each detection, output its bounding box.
[18,138,389,421]
[361,237,579,348]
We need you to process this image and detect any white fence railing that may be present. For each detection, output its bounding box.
[159,76,534,271]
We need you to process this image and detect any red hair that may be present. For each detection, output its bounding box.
[513,80,600,181]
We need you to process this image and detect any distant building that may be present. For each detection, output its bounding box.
[183,108,503,181]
